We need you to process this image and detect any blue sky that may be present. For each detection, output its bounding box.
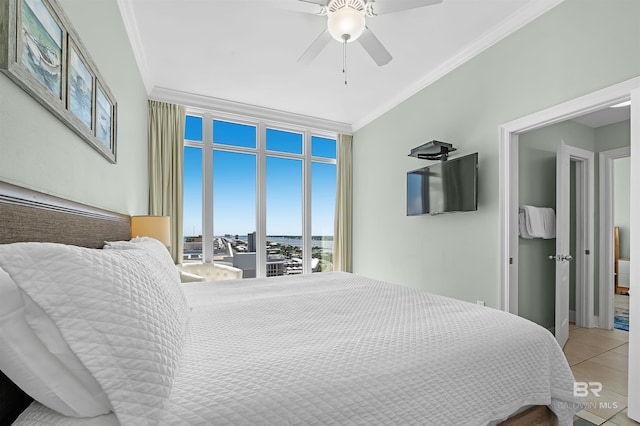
[183,117,336,237]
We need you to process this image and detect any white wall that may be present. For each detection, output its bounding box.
[0,0,148,215]
[352,0,640,307]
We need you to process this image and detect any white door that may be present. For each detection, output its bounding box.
[554,141,572,348]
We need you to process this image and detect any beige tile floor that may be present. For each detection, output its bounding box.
[565,294,638,425]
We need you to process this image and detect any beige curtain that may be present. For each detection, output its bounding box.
[148,100,185,264]
[333,134,353,272]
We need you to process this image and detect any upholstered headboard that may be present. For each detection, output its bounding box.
[0,181,131,424]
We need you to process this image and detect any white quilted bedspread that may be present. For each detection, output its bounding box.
[15,272,582,425]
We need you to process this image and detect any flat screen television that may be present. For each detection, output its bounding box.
[406,152,478,216]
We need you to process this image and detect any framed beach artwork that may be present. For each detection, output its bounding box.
[20,0,62,99]
[0,0,118,163]
[96,83,113,149]
[68,44,93,129]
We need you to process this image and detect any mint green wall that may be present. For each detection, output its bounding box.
[595,120,631,152]
[517,121,595,329]
[352,0,640,307]
[0,0,148,215]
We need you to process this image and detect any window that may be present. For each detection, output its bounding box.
[312,162,336,272]
[183,145,203,262]
[311,135,336,159]
[213,120,256,149]
[266,155,303,276]
[213,149,257,276]
[311,136,337,272]
[185,116,203,142]
[183,113,337,278]
[266,128,302,154]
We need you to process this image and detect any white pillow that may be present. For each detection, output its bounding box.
[0,267,111,417]
[0,243,190,424]
[104,236,190,316]
[104,236,180,280]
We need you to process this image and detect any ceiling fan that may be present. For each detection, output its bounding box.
[289,0,443,66]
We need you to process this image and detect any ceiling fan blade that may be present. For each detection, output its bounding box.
[357,27,392,66]
[367,0,443,15]
[298,30,333,65]
[272,0,327,14]
[299,0,329,5]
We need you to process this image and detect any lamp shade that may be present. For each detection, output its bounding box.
[327,7,365,43]
[131,216,171,247]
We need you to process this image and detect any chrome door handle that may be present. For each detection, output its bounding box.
[548,254,573,262]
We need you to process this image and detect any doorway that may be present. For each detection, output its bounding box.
[600,148,631,330]
[515,133,594,345]
[514,113,631,423]
[498,76,640,421]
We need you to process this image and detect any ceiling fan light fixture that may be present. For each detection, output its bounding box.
[327,6,365,42]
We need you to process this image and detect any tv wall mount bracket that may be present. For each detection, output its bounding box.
[408,140,456,161]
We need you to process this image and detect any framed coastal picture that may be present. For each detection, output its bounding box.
[0,0,118,163]
[68,44,93,129]
[20,0,62,99]
[96,83,113,149]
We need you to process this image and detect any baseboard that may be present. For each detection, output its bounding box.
[569,310,576,323]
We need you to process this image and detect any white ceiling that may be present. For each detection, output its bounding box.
[572,105,631,129]
[119,0,563,130]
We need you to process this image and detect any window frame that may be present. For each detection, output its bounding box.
[184,109,337,277]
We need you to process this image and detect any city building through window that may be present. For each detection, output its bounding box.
[183,113,337,278]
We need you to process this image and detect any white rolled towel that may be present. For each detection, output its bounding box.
[519,210,533,239]
[522,205,545,238]
[540,207,556,239]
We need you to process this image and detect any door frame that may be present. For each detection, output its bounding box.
[554,144,595,347]
[499,76,639,314]
[569,147,595,329]
[599,146,631,330]
[498,75,640,421]
[628,86,639,421]
[556,142,595,345]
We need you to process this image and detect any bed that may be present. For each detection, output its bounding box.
[0,182,583,425]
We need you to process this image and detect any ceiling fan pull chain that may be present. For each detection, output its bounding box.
[343,38,348,85]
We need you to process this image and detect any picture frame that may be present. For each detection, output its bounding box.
[67,41,93,130]
[95,81,114,150]
[0,0,118,163]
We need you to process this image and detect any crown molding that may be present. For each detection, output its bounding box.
[351,0,565,131]
[116,0,154,94]
[150,87,353,135]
